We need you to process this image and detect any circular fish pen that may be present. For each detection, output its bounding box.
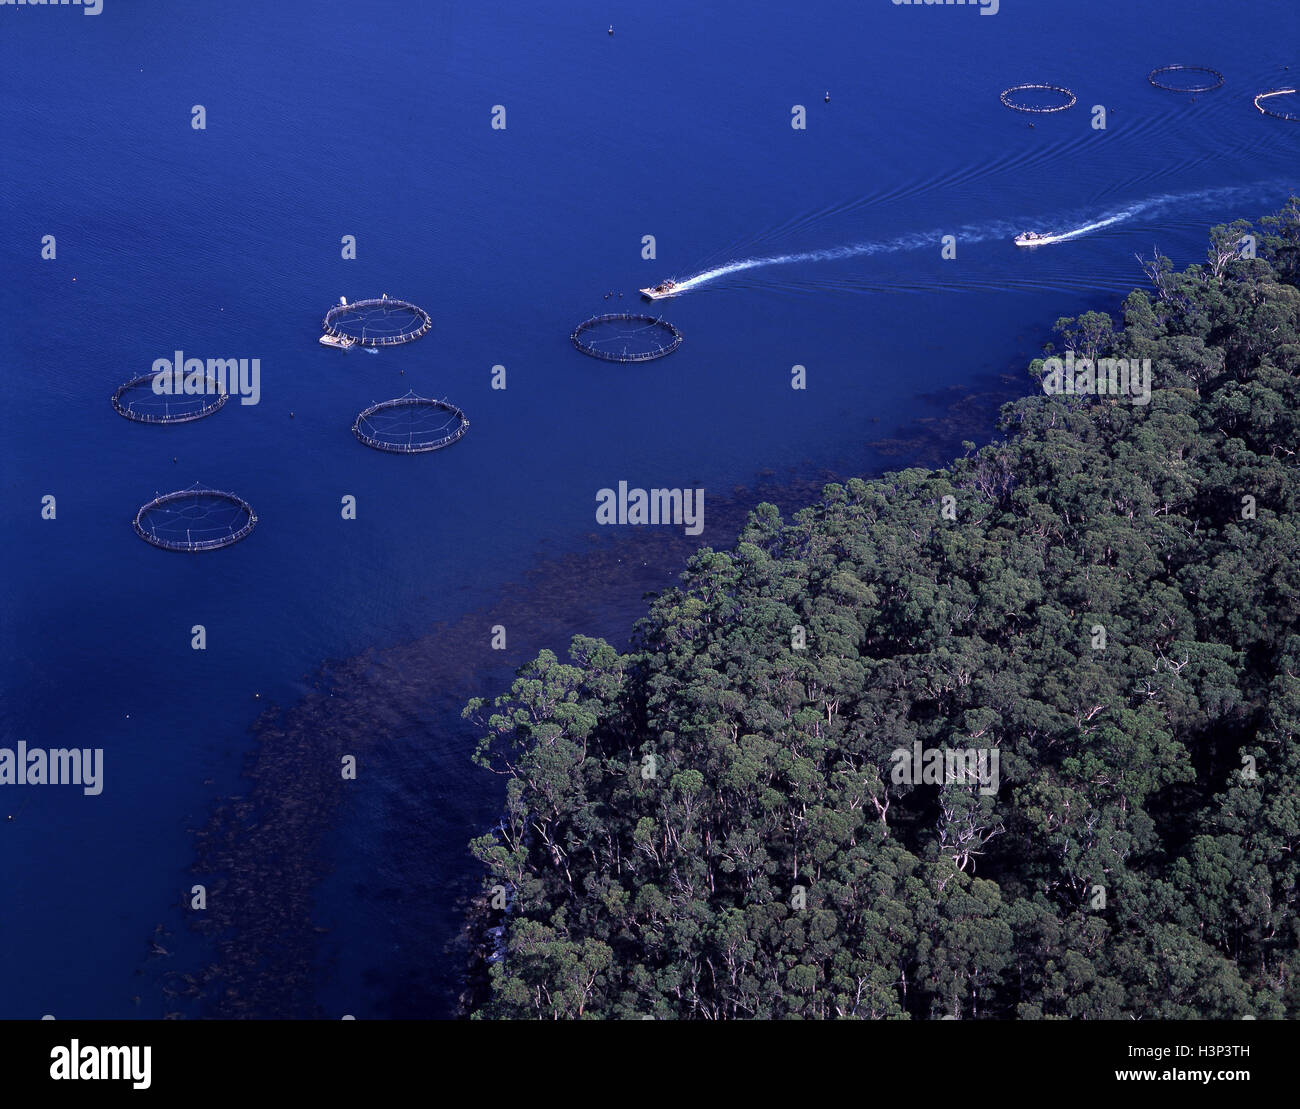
[1147,65,1225,93]
[1000,84,1078,113]
[1254,87,1300,121]
[570,313,684,362]
[134,483,257,552]
[112,372,227,424]
[353,391,470,454]
[321,295,432,347]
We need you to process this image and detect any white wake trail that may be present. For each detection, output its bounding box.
[668,184,1272,292]
[671,227,1001,292]
[1025,202,1150,246]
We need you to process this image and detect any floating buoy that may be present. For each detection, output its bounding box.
[824,91,830,102]
[608,25,613,35]
[172,456,177,462]
[290,412,295,418]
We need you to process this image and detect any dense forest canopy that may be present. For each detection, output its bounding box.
[464,200,1300,1019]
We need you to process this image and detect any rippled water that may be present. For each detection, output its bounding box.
[1,0,1296,1019]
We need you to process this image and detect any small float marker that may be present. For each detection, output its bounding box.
[824,91,830,102]
[608,25,614,35]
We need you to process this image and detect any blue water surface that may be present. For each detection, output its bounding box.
[1,0,1296,1018]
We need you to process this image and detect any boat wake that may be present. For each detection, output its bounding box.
[1022,204,1151,246]
[670,229,984,293]
[669,183,1281,293]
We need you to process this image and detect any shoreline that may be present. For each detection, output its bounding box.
[157,373,1024,1018]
